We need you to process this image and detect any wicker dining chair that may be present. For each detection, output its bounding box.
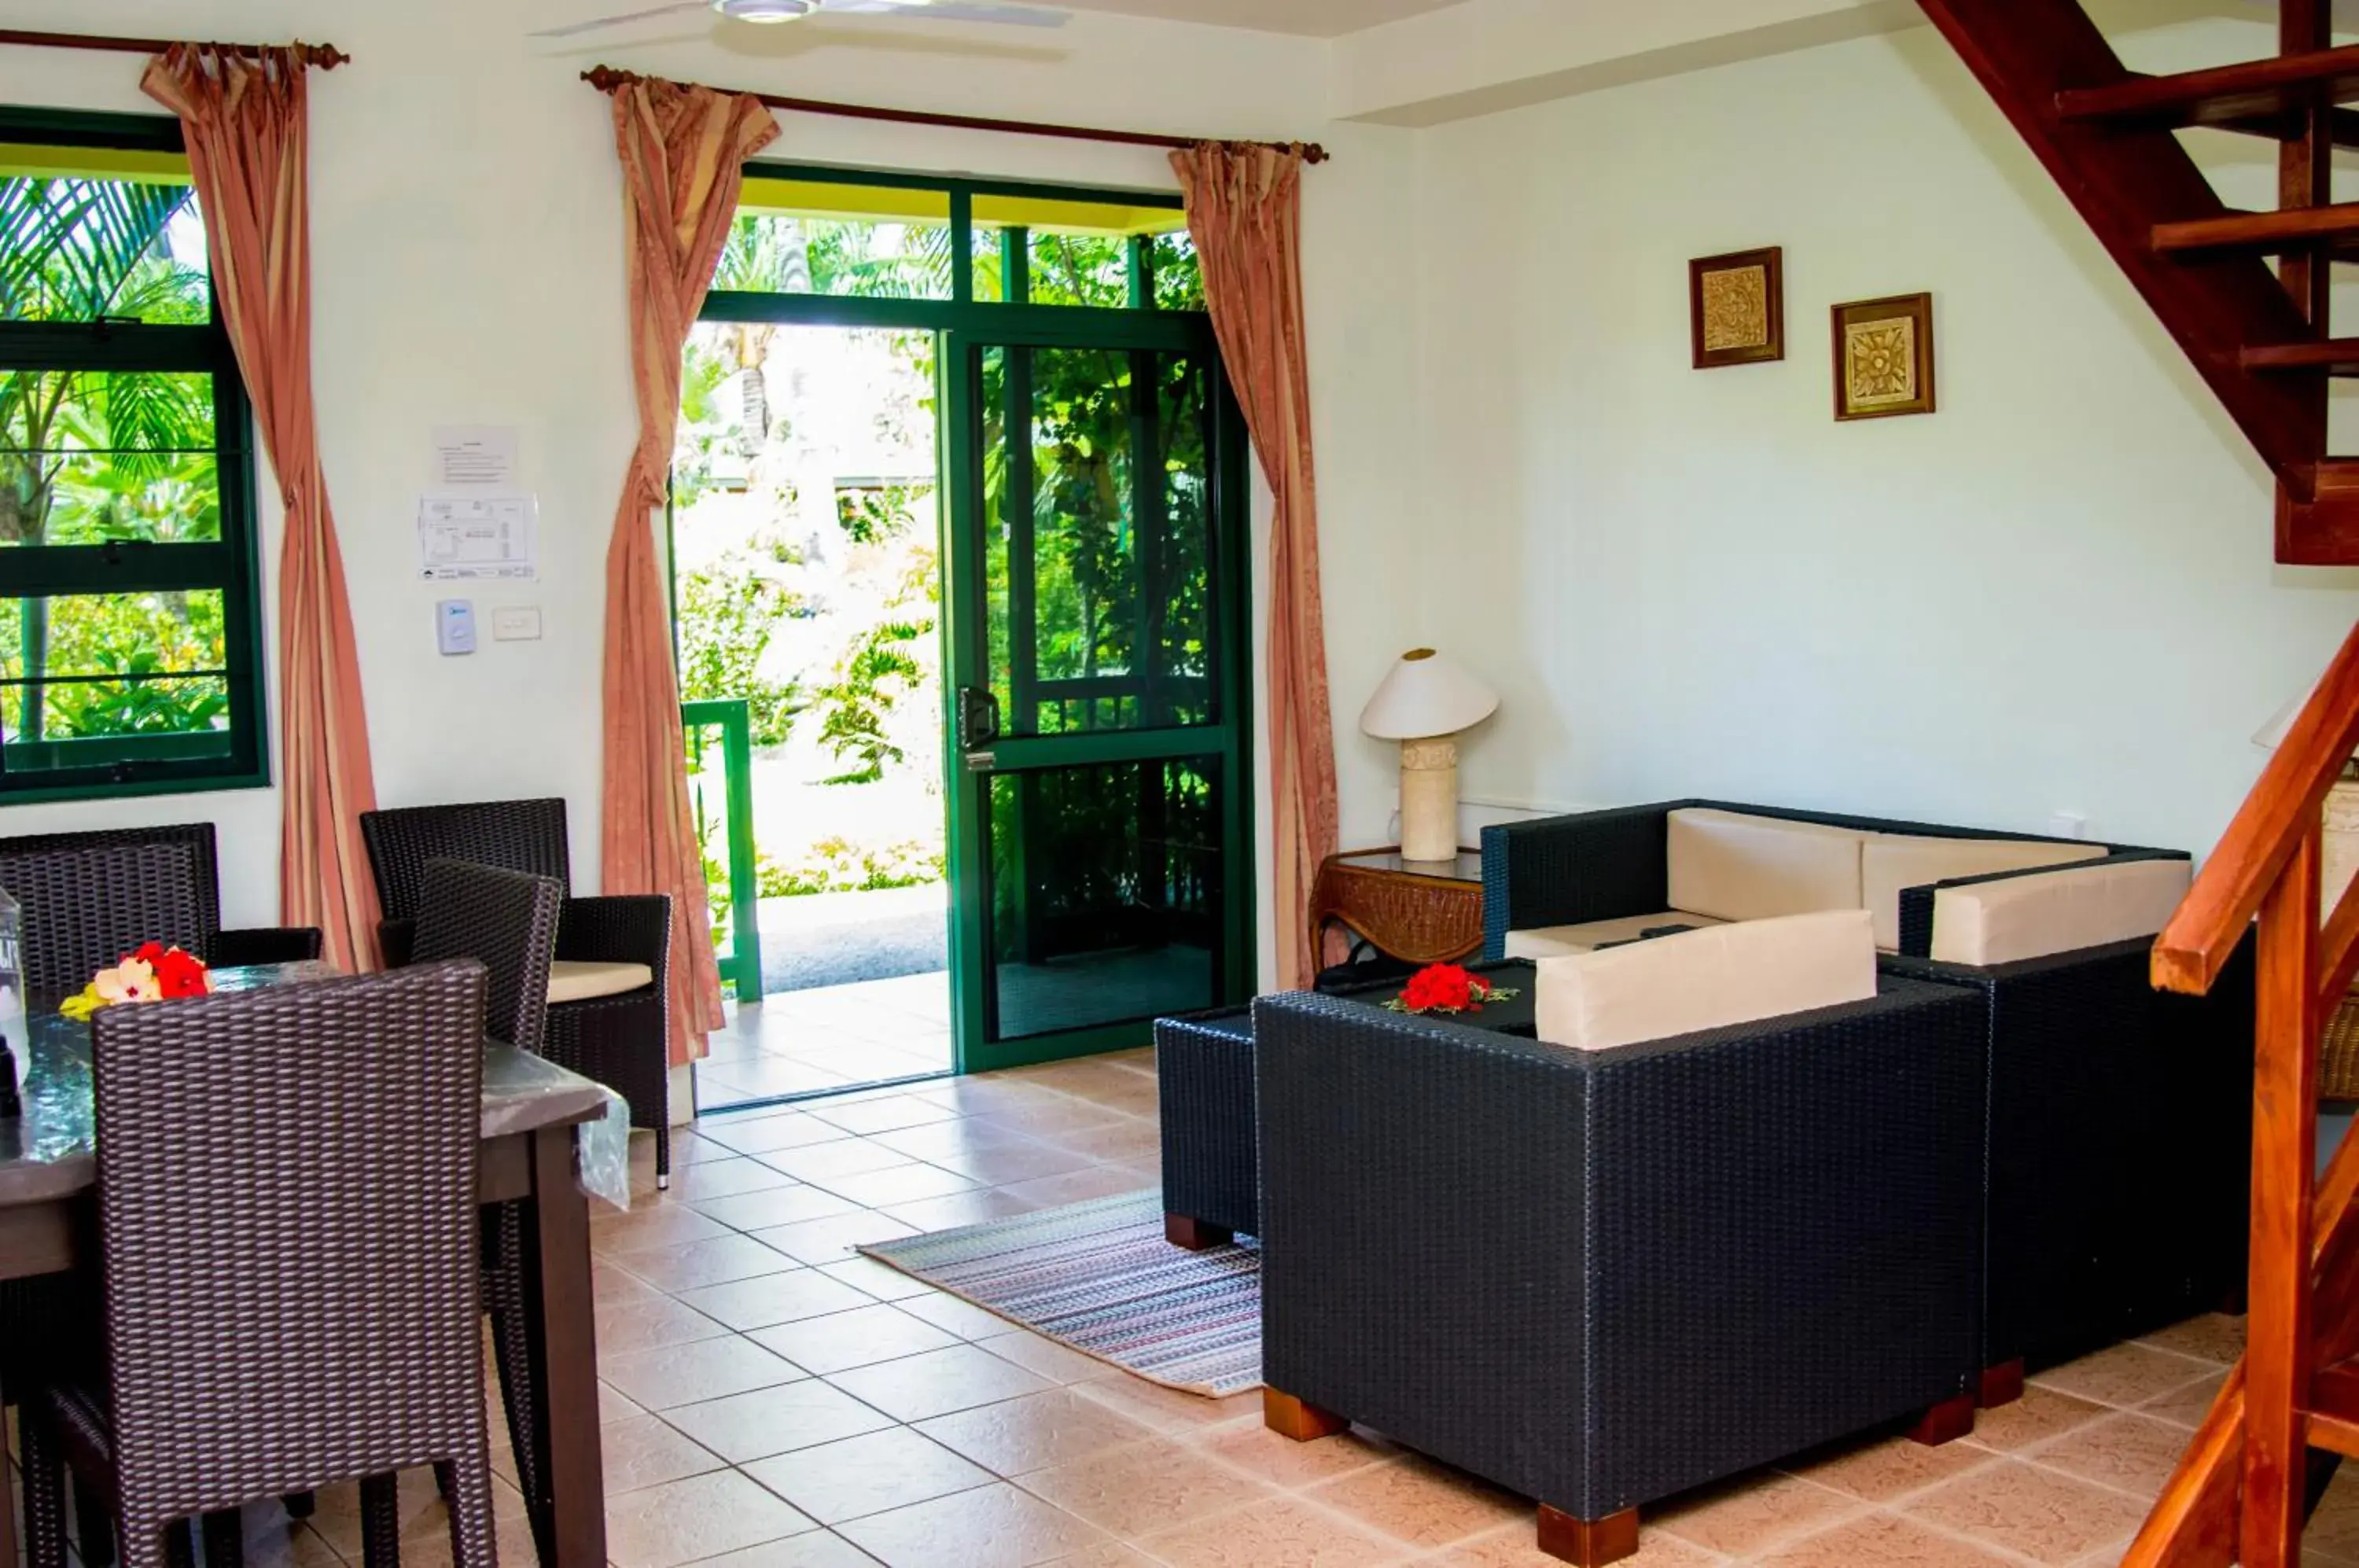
[0,823,321,969]
[0,842,208,1000]
[361,797,675,1183]
[20,962,499,1568]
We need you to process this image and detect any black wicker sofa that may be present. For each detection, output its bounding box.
[1254,972,1989,1565]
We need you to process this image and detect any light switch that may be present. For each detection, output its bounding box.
[436,600,476,656]
[492,605,543,642]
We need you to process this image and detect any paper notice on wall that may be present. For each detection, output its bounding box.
[417,493,537,581]
[432,425,519,488]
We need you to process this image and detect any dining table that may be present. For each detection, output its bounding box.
[0,963,623,1568]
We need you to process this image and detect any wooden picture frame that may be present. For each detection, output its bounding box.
[1688,247,1784,368]
[1832,292,1936,420]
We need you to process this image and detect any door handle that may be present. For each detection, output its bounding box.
[958,686,1002,753]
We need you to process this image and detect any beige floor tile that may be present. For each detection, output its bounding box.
[749,1304,964,1375]
[664,1380,900,1464]
[2133,1313,2245,1366]
[995,1168,1156,1209]
[702,1117,860,1157]
[602,1380,648,1425]
[605,1468,816,1568]
[1304,1456,1526,1551]
[596,1294,736,1357]
[743,1426,995,1525]
[601,1414,730,1495]
[917,1388,1161,1476]
[597,1263,673,1308]
[1069,1375,1261,1436]
[756,1212,922,1265]
[978,1330,1117,1387]
[1779,1434,1996,1503]
[676,1529,888,1566]
[694,1185,870,1232]
[830,1343,1058,1422]
[881,1187,1043,1233]
[652,1157,803,1202]
[1134,1495,1406,1567]
[676,1268,881,1332]
[818,1255,937,1301]
[2298,1467,2359,1559]
[1430,1522,1718,1566]
[1651,1474,1859,1556]
[2028,1342,2221,1410]
[2023,1411,2199,1496]
[1194,1420,1399,1491]
[1040,1546,1162,1568]
[1032,1122,1162,1168]
[815,1163,984,1209]
[836,1482,1114,1568]
[808,1097,967,1136]
[608,1235,800,1294]
[600,1336,807,1412]
[924,1140,1103,1187]
[1903,1458,2152,1564]
[2137,1370,2230,1430]
[1756,1510,2017,1566]
[1018,1438,1272,1537]
[594,1205,738,1253]
[893,1290,1019,1340]
[763,1140,924,1183]
[1958,1386,2111,1452]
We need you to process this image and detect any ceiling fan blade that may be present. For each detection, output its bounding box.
[531,1,710,38]
[821,0,1070,24]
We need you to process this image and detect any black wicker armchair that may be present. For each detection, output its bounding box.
[0,823,320,970]
[1253,977,1986,1566]
[360,798,675,1183]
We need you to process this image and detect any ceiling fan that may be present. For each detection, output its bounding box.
[534,0,1069,37]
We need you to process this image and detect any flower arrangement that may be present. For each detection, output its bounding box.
[58,942,215,1022]
[1385,962,1521,1018]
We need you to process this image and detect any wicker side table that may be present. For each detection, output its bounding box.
[1307,848,1485,967]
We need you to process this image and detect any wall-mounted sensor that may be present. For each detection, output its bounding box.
[437,599,477,656]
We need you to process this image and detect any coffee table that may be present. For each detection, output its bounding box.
[1157,959,1536,1249]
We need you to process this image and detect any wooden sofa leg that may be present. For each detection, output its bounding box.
[1264,1389,1348,1442]
[1977,1360,2026,1408]
[1907,1391,1977,1446]
[1165,1213,1233,1251]
[1537,1505,1640,1566]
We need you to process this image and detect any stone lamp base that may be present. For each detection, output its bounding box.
[1399,735,1463,863]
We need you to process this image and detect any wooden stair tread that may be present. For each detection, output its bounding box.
[2154,202,2359,255]
[2059,43,2359,129]
[2243,340,2359,374]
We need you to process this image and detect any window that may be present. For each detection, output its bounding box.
[0,112,264,801]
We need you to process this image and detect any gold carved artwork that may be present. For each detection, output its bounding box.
[1689,246,1783,368]
[1831,293,1935,421]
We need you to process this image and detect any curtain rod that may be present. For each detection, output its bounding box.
[0,30,349,68]
[581,66,1327,165]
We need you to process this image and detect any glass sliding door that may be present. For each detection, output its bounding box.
[944,325,1254,1069]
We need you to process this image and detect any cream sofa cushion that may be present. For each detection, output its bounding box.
[1862,835,2108,951]
[548,959,655,1004]
[1665,808,1870,923]
[1503,911,1728,960]
[1929,858,2192,966]
[1533,909,1878,1053]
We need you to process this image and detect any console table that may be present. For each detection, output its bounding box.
[1307,847,1485,967]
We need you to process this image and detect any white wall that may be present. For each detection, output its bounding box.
[1408,20,2359,857]
[0,1,1422,982]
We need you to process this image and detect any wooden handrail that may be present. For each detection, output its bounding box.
[2154,615,2359,995]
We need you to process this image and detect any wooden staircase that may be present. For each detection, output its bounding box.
[1918,0,2359,562]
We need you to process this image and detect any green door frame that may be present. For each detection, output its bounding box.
[683,698,765,1003]
[690,161,1257,1075]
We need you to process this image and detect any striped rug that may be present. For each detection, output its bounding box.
[858,1190,1262,1397]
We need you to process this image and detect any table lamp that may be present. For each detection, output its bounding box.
[1360,649,1500,864]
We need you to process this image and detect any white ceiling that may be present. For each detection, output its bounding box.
[1047,0,1467,37]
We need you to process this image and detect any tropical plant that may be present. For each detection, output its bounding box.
[675,534,811,749]
[0,175,212,742]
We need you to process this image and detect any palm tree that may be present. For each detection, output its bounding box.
[0,175,209,741]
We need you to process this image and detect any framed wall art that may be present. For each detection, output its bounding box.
[1832,292,1935,421]
[1688,246,1784,369]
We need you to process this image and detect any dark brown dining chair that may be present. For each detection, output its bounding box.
[0,823,320,968]
[0,842,208,999]
[20,961,499,1568]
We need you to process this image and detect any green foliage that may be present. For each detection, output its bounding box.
[836,482,929,547]
[757,837,944,898]
[815,615,931,786]
[675,537,810,749]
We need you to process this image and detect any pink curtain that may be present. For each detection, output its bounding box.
[1171,143,1340,991]
[143,45,380,972]
[600,78,779,1067]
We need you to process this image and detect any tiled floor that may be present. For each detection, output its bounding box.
[695,975,955,1110]
[9,1047,2350,1566]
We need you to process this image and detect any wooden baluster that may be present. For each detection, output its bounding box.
[2247,825,2323,1568]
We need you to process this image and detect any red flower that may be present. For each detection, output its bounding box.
[1401,963,1486,1014]
[131,940,166,966]
[153,947,210,999]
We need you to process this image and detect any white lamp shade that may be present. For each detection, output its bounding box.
[1360,649,1500,741]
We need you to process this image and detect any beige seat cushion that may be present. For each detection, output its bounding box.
[1862,835,2108,951]
[1533,909,1878,1053]
[547,959,655,1005]
[1929,858,2192,966]
[1665,808,1871,923]
[1503,911,1729,960]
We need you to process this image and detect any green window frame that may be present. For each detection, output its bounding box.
[0,108,267,804]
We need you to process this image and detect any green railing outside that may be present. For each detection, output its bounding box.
[683,698,764,1003]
